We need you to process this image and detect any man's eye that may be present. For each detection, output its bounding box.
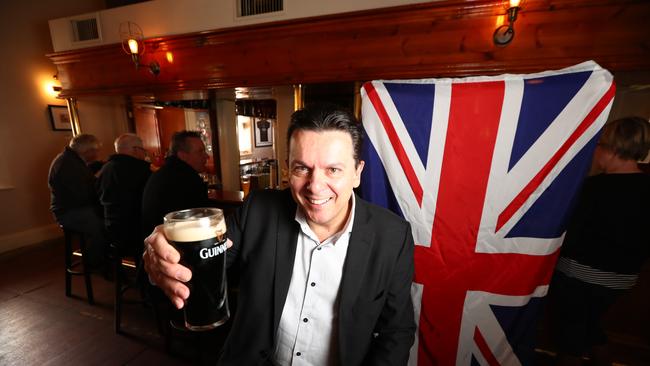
[328,167,341,174]
[292,166,309,175]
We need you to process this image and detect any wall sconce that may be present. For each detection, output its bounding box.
[493,0,524,46]
[44,73,63,99]
[119,21,160,76]
[52,73,63,94]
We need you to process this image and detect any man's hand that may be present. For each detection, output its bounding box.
[143,225,234,309]
[143,226,192,309]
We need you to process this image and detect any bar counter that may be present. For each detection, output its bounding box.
[208,189,245,215]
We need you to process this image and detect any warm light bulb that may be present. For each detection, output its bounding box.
[44,80,60,98]
[128,39,139,54]
[495,15,506,27]
[510,0,521,7]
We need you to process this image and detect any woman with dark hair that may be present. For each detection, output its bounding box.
[549,116,650,365]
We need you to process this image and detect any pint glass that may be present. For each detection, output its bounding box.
[163,208,229,331]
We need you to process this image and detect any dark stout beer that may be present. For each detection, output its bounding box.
[164,208,229,331]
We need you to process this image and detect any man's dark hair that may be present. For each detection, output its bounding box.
[168,130,202,157]
[599,116,650,161]
[287,104,363,166]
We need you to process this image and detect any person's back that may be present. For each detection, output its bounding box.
[560,172,650,276]
[48,134,108,270]
[550,116,650,365]
[97,134,151,256]
[49,143,98,217]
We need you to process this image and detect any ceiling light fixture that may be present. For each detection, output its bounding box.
[119,21,160,76]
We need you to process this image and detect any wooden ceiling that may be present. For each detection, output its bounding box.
[48,0,650,97]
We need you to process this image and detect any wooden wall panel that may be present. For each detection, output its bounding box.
[133,106,161,158]
[155,107,186,157]
[48,0,650,97]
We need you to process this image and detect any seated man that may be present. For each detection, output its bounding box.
[141,130,210,240]
[48,134,108,270]
[141,130,212,330]
[97,133,151,258]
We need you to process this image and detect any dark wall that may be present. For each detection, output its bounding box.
[105,0,149,9]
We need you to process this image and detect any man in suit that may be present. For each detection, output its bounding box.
[144,105,415,365]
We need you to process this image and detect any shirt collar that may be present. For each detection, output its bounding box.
[295,194,356,244]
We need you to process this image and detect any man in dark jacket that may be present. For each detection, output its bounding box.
[144,106,416,365]
[97,133,151,258]
[141,130,210,237]
[48,134,108,269]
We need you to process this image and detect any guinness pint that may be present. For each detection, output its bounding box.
[164,208,229,331]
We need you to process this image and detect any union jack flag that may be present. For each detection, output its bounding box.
[359,61,615,365]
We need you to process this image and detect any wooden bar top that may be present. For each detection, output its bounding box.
[208,189,245,205]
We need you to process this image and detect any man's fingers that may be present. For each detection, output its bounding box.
[226,238,233,249]
[158,278,190,309]
[145,227,180,263]
[144,248,192,284]
[158,260,192,283]
[143,225,193,309]
[172,297,185,310]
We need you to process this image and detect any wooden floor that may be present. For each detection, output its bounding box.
[0,237,223,365]
[1,238,649,365]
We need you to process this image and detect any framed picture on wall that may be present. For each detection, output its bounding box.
[254,118,273,147]
[48,105,72,131]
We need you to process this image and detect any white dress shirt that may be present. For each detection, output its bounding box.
[273,196,356,366]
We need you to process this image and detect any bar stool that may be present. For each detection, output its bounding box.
[62,226,94,305]
[113,249,134,333]
[112,241,155,334]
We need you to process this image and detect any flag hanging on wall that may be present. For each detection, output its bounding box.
[360,61,615,365]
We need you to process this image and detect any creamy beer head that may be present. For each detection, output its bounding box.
[163,208,226,243]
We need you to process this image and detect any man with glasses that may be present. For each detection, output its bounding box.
[97,133,152,259]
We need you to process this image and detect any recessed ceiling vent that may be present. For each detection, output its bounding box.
[71,15,101,42]
[238,0,283,17]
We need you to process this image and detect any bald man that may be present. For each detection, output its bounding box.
[97,133,151,258]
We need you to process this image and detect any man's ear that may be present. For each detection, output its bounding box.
[356,160,365,175]
[353,160,365,188]
[176,150,188,163]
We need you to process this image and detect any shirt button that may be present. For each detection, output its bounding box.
[317,247,322,251]
[296,352,301,356]
[310,282,316,287]
[303,317,308,322]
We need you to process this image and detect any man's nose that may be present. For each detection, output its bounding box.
[307,169,327,191]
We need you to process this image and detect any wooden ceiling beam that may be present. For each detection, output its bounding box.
[48,0,650,97]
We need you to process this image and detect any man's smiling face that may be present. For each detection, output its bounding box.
[288,129,364,239]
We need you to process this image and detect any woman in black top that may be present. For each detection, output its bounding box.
[549,116,650,366]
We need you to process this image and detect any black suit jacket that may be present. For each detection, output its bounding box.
[141,156,208,237]
[97,154,151,253]
[221,189,415,365]
[48,147,99,218]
